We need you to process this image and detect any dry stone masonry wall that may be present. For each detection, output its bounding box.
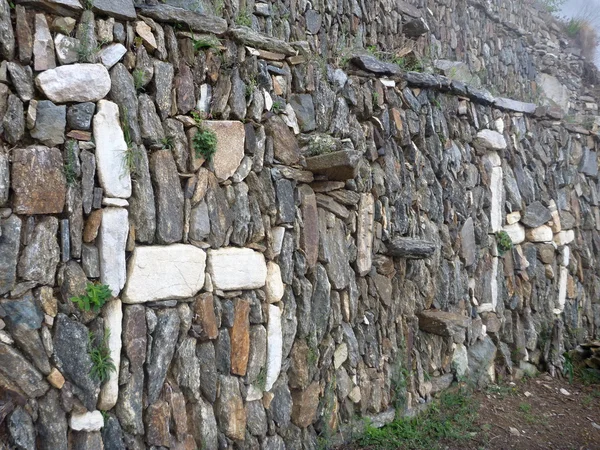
[0,0,599,449]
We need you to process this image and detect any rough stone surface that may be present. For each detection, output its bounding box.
[91,0,136,20]
[215,375,246,440]
[12,146,66,215]
[37,390,67,450]
[36,64,111,103]
[98,207,129,296]
[475,129,507,151]
[93,100,131,198]
[53,314,99,410]
[123,245,206,303]
[18,216,59,286]
[208,248,267,291]
[266,304,283,391]
[30,100,66,146]
[230,299,251,376]
[0,215,21,295]
[265,115,301,165]
[521,201,552,228]
[305,151,362,180]
[150,150,184,244]
[97,299,122,410]
[147,308,180,404]
[203,120,245,181]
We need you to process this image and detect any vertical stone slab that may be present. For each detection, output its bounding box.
[150,150,184,244]
[265,304,283,392]
[356,193,374,276]
[298,185,319,268]
[0,215,22,295]
[33,13,55,71]
[461,217,476,267]
[98,208,128,296]
[97,299,123,410]
[230,299,250,376]
[556,266,568,314]
[490,165,503,232]
[93,100,132,199]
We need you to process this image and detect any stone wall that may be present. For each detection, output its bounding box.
[0,0,599,449]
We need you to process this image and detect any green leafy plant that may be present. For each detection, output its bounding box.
[255,367,267,391]
[563,351,575,383]
[132,68,145,92]
[161,135,174,151]
[120,107,142,177]
[541,0,566,13]
[566,18,583,37]
[193,128,218,161]
[235,8,253,27]
[89,329,116,383]
[192,35,221,51]
[272,100,283,114]
[71,283,112,313]
[64,141,78,185]
[496,230,513,255]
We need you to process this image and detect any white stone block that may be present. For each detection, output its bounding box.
[70,411,104,432]
[502,223,525,245]
[97,299,122,410]
[265,304,282,392]
[122,245,207,304]
[98,207,129,296]
[265,262,284,303]
[207,248,267,291]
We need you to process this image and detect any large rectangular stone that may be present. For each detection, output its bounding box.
[122,245,207,304]
[305,150,362,181]
[207,248,267,291]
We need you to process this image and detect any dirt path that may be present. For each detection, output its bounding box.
[472,375,600,450]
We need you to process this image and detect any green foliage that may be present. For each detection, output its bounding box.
[82,0,93,10]
[192,35,221,52]
[88,330,116,383]
[255,367,267,391]
[565,18,583,37]
[496,230,513,255]
[357,387,480,449]
[64,141,78,186]
[120,107,142,177]
[563,351,574,383]
[272,100,283,114]
[193,128,218,161]
[132,69,145,92]
[541,0,566,13]
[161,135,174,150]
[235,8,253,27]
[71,283,112,312]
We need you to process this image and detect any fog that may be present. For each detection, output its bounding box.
[558,0,600,65]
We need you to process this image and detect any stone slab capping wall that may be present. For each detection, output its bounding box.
[0,0,598,448]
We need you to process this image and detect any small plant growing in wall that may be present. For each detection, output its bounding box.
[235,8,253,27]
[88,329,116,382]
[71,282,112,312]
[496,230,513,256]
[190,110,218,161]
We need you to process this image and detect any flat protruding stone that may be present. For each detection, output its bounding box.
[98,207,129,296]
[136,4,227,35]
[36,64,111,103]
[12,146,66,214]
[305,151,362,181]
[14,0,83,16]
[122,245,207,304]
[494,97,536,114]
[93,100,131,199]
[350,55,401,76]
[265,262,284,303]
[91,0,136,20]
[207,248,267,291]
[385,237,436,259]
[474,129,507,151]
[203,121,245,181]
[417,310,469,337]
[229,26,296,55]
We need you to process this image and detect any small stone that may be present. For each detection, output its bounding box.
[150,150,184,244]
[3,94,25,145]
[525,225,553,243]
[67,102,96,130]
[52,16,77,35]
[98,43,127,69]
[83,209,102,242]
[521,201,552,228]
[265,262,285,303]
[136,21,156,50]
[7,62,34,101]
[70,411,104,432]
[265,115,301,165]
[18,216,60,285]
[93,100,131,199]
[265,304,283,392]
[36,64,111,103]
[122,245,207,304]
[305,151,362,180]
[153,60,174,121]
[215,375,246,441]
[350,55,400,76]
[54,33,79,65]
[291,382,320,428]
[147,309,180,404]
[194,293,219,340]
[7,407,35,450]
[98,207,129,296]
[33,14,55,71]
[503,223,525,245]
[30,100,66,146]
[289,94,316,132]
[230,299,251,376]
[203,121,245,181]
[12,146,66,214]
[208,248,267,291]
[560,388,570,396]
[97,299,123,410]
[145,401,171,447]
[475,129,507,151]
[15,6,30,64]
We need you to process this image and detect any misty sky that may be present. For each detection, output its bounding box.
[559,0,600,64]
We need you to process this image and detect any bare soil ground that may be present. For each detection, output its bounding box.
[472,375,600,450]
[345,373,600,450]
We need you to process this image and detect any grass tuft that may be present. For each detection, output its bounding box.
[88,329,116,383]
